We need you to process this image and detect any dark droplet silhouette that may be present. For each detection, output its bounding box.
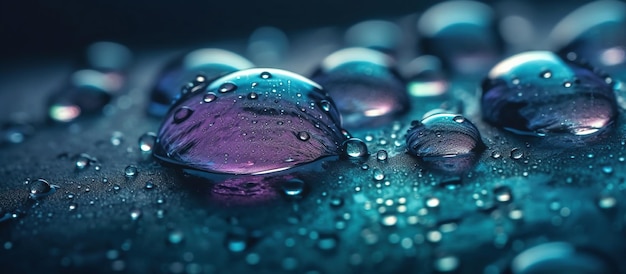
[311,47,409,129]
[154,68,346,176]
[406,113,485,174]
[481,51,618,145]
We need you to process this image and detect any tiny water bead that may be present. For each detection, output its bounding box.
[124,165,138,177]
[310,47,410,129]
[342,138,368,158]
[148,48,254,117]
[138,132,157,153]
[154,68,346,176]
[481,51,618,143]
[406,113,485,174]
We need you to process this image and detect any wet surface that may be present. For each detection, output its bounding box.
[1,1,626,274]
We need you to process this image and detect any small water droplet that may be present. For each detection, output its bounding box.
[247,92,258,100]
[281,178,305,197]
[218,82,237,93]
[330,196,344,208]
[316,234,339,251]
[510,148,524,160]
[75,153,97,170]
[376,150,388,161]
[168,229,185,245]
[342,138,368,158]
[372,168,385,181]
[597,195,617,209]
[297,131,310,141]
[110,131,124,146]
[144,180,155,190]
[124,165,138,177]
[260,71,272,79]
[29,179,57,200]
[493,185,513,203]
[173,107,193,123]
[434,255,460,272]
[138,132,157,153]
[425,196,440,208]
[202,93,217,103]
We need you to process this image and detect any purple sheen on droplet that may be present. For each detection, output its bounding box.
[418,1,502,75]
[154,68,346,176]
[311,47,410,129]
[148,48,254,117]
[406,113,485,174]
[550,1,626,73]
[481,51,618,144]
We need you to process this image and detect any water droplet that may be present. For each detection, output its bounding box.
[218,82,237,93]
[297,131,310,141]
[224,228,258,253]
[434,255,460,272]
[144,181,155,190]
[247,92,258,100]
[341,138,368,159]
[372,168,385,181]
[124,165,138,177]
[597,194,617,209]
[376,150,388,161]
[425,196,440,208]
[110,131,124,146]
[281,178,305,197]
[329,196,344,208]
[406,55,449,97]
[510,148,524,160]
[29,179,57,200]
[260,71,272,79]
[493,185,513,203]
[418,1,501,74]
[316,233,339,251]
[406,113,485,174]
[173,107,193,123]
[148,48,253,117]
[491,151,502,159]
[138,132,157,153]
[481,51,617,144]
[0,121,35,145]
[74,153,97,170]
[381,214,398,226]
[311,47,409,129]
[203,93,217,103]
[154,68,346,176]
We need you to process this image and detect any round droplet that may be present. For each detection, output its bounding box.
[168,230,185,245]
[74,153,97,170]
[316,234,339,251]
[550,1,626,74]
[203,93,217,103]
[481,51,618,144]
[129,208,142,220]
[29,179,56,200]
[376,150,388,161]
[510,148,524,160]
[148,48,253,117]
[493,185,513,203]
[124,165,138,177]
[297,131,310,141]
[342,138,368,158]
[218,82,237,93]
[260,71,272,79]
[138,132,157,153]
[144,181,155,190]
[154,68,346,176]
[434,255,460,272]
[311,47,409,129]
[418,1,501,74]
[281,178,305,197]
[406,113,485,174]
[597,194,617,209]
[372,168,385,181]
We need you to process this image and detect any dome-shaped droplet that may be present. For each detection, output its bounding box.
[481,51,618,144]
[418,0,502,75]
[154,68,346,176]
[405,55,449,97]
[341,138,368,158]
[148,48,253,117]
[550,1,626,74]
[406,113,485,174]
[138,132,157,153]
[311,47,409,129]
[29,179,57,200]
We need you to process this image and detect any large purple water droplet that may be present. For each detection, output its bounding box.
[310,47,409,129]
[551,1,626,74]
[481,51,618,144]
[418,0,502,75]
[148,48,254,117]
[154,68,346,176]
[406,113,485,174]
